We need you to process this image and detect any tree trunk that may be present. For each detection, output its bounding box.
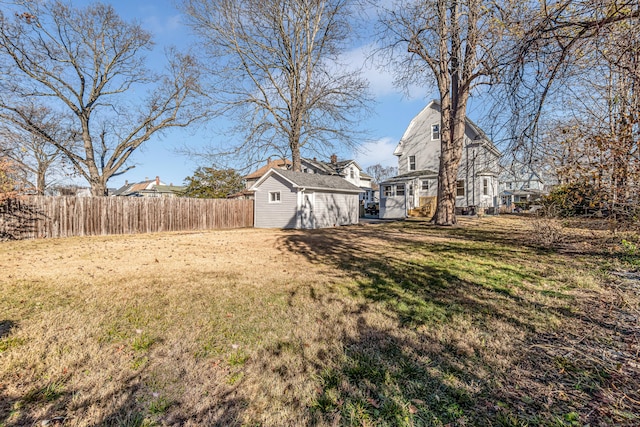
[433,98,468,226]
[36,167,46,195]
[90,179,108,197]
[291,140,302,172]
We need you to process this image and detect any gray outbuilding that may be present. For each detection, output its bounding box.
[250,168,362,229]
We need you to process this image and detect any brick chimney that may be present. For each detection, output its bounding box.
[155,176,160,185]
[330,154,337,164]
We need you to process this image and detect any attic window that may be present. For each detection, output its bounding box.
[350,168,355,179]
[432,124,440,140]
[409,155,416,171]
[269,191,281,203]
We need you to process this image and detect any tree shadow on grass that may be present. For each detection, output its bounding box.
[0,320,15,339]
[0,358,249,427]
[275,224,640,426]
[0,199,46,240]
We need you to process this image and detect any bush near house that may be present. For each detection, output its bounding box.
[542,181,605,217]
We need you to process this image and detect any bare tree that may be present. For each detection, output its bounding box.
[0,1,206,196]
[502,0,640,154]
[181,0,371,172]
[0,104,76,194]
[365,163,397,185]
[374,0,522,225]
[539,12,640,222]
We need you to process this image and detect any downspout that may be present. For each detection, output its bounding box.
[297,188,306,228]
[472,147,476,207]
[465,143,469,208]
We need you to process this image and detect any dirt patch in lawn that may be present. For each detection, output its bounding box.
[0,216,638,426]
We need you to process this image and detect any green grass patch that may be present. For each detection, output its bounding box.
[1,217,637,426]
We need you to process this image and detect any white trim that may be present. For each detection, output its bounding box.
[250,168,297,190]
[250,168,363,194]
[431,123,441,140]
[408,155,416,171]
[269,191,281,203]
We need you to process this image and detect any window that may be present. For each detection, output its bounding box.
[456,180,465,197]
[421,180,429,191]
[432,123,440,140]
[483,178,488,196]
[350,168,355,179]
[409,155,416,171]
[269,191,281,203]
[383,185,392,197]
[409,184,414,196]
[396,184,405,196]
[507,182,513,189]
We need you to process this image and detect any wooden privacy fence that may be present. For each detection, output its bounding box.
[0,196,254,240]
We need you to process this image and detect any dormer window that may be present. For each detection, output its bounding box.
[432,124,440,140]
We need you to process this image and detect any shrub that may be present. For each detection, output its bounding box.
[542,182,604,218]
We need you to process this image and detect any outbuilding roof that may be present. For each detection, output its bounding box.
[251,169,363,193]
[380,169,439,184]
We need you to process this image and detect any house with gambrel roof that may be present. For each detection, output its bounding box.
[380,100,501,218]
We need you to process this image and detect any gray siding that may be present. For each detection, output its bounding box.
[311,192,359,228]
[396,106,442,174]
[254,173,360,229]
[380,196,406,219]
[254,174,298,228]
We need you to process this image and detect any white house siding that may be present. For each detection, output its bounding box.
[390,102,501,212]
[254,174,299,228]
[306,192,359,228]
[395,107,442,175]
[380,195,406,219]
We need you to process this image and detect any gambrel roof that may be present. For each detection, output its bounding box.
[393,100,501,157]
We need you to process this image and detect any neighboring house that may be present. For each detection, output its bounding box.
[113,176,185,197]
[380,100,501,219]
[250,168,362,229]
[499,163,548,211]
[48,185,93,197]
[301,155,376,208]
[243,159,292,192]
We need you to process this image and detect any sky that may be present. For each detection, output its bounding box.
[63,1,442,189]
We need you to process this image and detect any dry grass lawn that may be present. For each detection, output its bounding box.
[0,216,639,426]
